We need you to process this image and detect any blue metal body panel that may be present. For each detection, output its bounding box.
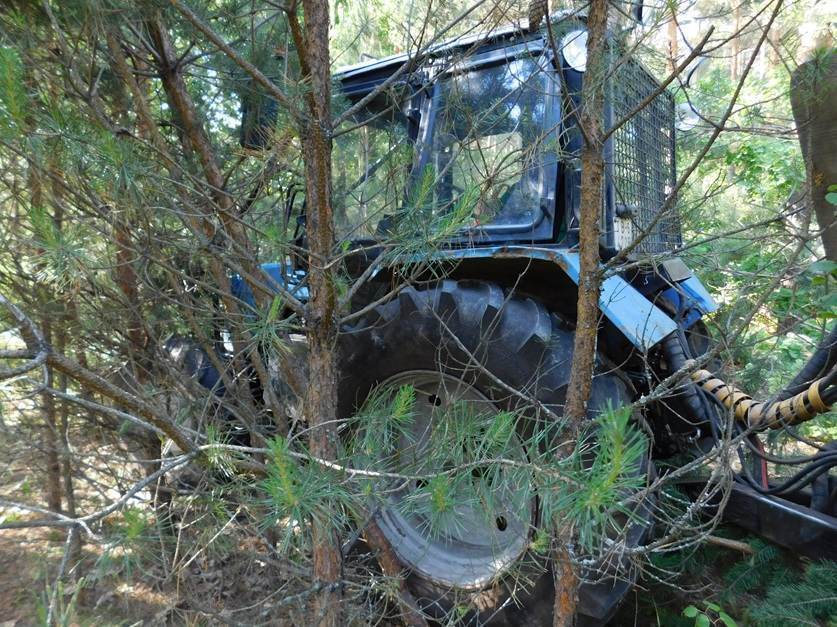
[561,253,680,349]
[679,275,718,314]
[657,275,718,330]
[230,262,309,309]
[229,247,721,352]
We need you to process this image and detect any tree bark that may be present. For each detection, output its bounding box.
[49,161,82,562]
[731,4,742,80]
[28,163,62,514]
[290,1,344,624]
[790,51,837,262]
[562,0,608,442]
[667,8,679,72]
[363,518,428,627]
[554,0,609,624]
[143,16,293,438]
[55,325,82,565]
[42,320,63,514]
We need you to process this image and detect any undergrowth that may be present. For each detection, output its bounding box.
[618,531,837,626]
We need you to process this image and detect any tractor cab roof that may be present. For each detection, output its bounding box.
[333,13,578,96]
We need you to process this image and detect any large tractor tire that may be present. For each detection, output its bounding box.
[339,280,652,625]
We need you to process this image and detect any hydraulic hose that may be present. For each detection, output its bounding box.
[689,363,835,430]
[660,333,710,425]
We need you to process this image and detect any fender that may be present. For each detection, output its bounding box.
[231,246,702,352]
[416,246,681,351]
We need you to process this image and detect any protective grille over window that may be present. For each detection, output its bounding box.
[609,60,679,255]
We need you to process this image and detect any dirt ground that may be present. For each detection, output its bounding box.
[0,527,43,626]
[0,516,316,626]
[0,525,174,626]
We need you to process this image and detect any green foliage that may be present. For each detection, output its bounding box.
[747,561,837,626]
[349,383,416,465]
[683,602,738,627]
[636,533,837,627]
[121,507,148,543]
[722,539,782,596]
[0,46,26,134]
[246,294,296,355]
[540,404,648,552]
[347,385,645,553]
[262,436,350,550]
[95,507,157,581]
[36,576,85,627]
[675,33,834,419]
[204,424,237,478]
[27,206,90,292]
[380,167,482,267]
[722,137,803,204]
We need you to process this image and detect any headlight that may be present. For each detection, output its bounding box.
[560,29,588,72]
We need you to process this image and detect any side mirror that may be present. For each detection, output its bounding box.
[675,58,709,131]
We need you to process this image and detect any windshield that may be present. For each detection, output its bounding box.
[427,54,555,232]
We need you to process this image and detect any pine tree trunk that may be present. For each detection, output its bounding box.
[29,164,62,514]
[50,175,82,563]
[731,5,742,80]
[667,9,679,71]
[42,319,63,514]
[295,1,344,624]
[563,0,608,456]
[55,326,81,564]
[554,0,609,623]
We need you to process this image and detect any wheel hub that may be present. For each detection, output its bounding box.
[372,371,534,590]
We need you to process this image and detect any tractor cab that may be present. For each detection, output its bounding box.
[328,19,679,255]
[242,19,679,256]
[332,35,558,243]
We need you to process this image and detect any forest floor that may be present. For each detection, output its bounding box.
[0,514,802,627]
[0,527,50,625]
[0,520,834,626]
[0,524,173,626]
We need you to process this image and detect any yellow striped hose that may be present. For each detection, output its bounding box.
[689,366,832,430]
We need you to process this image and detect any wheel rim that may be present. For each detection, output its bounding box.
[371,370,534,590]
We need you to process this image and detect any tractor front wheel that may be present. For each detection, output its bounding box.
[339,280,650,625]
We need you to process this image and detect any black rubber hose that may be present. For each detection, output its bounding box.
[776,323,837,400]
[736,452,837,496]
[661,332,710,425]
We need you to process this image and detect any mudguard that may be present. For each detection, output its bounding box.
[415,246,681,351]
[229,247,718,352]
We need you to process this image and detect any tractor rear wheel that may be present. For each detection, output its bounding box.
[339,280,651,625]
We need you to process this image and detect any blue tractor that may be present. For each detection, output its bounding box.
[209,14,837,626]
